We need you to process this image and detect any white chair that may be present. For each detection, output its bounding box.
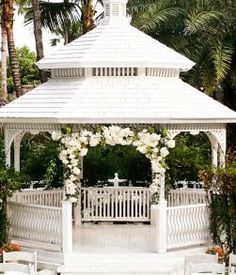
[229,253,236,275]
[189,262,225,275]
[184,254,218,275]
[0,263,34,275]
[3,251,37,275]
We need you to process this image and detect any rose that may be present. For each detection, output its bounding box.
[73,167,81,176]
[160,147,169,158]
[150,184,158,194]
[166,139,175,149]
[79,148,88,157]
[137,146,147,154]
[51,131,62,141]
[68,197,77,203]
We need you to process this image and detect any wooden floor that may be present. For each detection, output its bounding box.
[73,223,155,253]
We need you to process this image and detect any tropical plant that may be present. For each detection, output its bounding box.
[7,46,40,94]
[2,0,22,97]
[128,0,236,98]
[0,17,8,103]
[32,0,48,82]
[199,161,236,254]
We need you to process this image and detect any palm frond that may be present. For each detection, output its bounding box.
[210,39,234,83]
[24,1,80,33]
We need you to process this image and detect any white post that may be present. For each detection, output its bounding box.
[62,201,73,254]
[4,130,11,167]
[73,157,83,225]
[155,174,167,253]
[219,150,225,167]
[155,199,167,253]
[14,139,21,171]
[211,143,218,167]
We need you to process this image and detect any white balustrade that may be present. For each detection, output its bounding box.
[7,202,62,251]
[81,187,150,222]
[167,189,206,206]
[167,204,210,249]
[10,189,64,207]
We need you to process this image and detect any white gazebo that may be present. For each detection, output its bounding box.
[2,0,236,273]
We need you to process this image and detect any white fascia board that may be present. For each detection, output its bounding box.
[1,116,236,125]
[36,60,195,71]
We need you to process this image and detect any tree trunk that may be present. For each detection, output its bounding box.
[32,0,47,82]
[1,21,8,104]
[82,0,95,34]
[63,0,69,45]
[2,0,22,97]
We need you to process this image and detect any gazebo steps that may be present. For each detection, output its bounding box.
[58,247,208,275]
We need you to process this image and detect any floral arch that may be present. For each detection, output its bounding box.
[52,125,176,203]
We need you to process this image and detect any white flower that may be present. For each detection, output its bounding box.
[70,159,79,166]
[166,139,175,149]
[137,146,147,154]
[69,174,77,181]
[68,197,77,203]
[73,167,81,176]
[51,131,62,141]
[62,159,69,165]
[79,136,88,144]
[150,184,158,194]
[90,135,101,147]
[160,147,169,158]
[79,148,88,157]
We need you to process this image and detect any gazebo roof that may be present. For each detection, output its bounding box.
[0,77,236,124]
[0,0,236,126]
[36,21,194,71]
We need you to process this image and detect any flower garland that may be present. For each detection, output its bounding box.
[51,126,175,203]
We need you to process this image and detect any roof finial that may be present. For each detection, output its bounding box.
[103,0,128,20]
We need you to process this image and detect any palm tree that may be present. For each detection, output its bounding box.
[32,0,48,82]
[2,0,22,97]
[128,0,235,97]
[1,16,8,103]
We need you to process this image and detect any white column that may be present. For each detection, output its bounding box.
[219,149,225,167]
[74,157,83,225]
[155,199,167,253]
[152,174,167,253]
[14,138,21,172]
[4,130,11,167]
[211,143,218,167]
[62,201,73,254]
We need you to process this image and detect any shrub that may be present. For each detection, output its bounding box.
[199,162,236,254]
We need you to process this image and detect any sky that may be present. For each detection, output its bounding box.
[14,12,62,55]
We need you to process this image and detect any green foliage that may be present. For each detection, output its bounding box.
[166,133,211,187]
[128,0,236,96]
[7,46,40,93]
[83,144,152,186]
[200,162,236,254]
[20,133,64,188]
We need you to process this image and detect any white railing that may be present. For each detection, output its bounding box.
[167,204,209,249]
[167,189,206,206]
[81,187,150,222]
[8,202,62,251]
[10,189,64,207]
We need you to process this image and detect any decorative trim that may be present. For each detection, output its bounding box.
[92,67,138,77]
[51,68,85,78]
[146,68,179,77]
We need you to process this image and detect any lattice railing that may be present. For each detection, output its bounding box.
[10,189,64,207]
[167,204,209,249]
[8,202,62,251]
